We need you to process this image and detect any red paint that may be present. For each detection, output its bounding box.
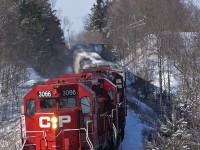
[21,66,126,150]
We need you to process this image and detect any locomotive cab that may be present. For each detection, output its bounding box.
[21,83,96,150]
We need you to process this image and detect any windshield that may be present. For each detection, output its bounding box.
[40,98,56,109]
[60,98,76,108]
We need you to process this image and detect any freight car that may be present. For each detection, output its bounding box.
[20,67,126,150]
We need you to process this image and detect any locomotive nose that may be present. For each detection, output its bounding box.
[34,109,80,150]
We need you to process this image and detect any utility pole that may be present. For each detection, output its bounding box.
[67,29,71,49]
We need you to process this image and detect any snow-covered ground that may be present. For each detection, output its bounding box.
[118,105,148,150]
[117,73,156,150]
[23,68,48,88]
[0,68,48,150]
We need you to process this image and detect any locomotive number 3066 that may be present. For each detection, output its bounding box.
[38,91,52,98]
[62,89,77,96]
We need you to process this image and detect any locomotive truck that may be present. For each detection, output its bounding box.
[20,66,126,150]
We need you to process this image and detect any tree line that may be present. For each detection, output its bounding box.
[0,1,66,148]
[0,0,66,95]
[83,0,200,149]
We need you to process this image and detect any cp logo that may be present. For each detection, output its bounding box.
[39,116,71,128]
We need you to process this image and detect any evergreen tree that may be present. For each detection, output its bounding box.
[19,0,66,77]
[85,0,111,33]
[145,99,192,150]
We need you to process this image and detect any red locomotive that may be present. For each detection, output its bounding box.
[20,66,126,150]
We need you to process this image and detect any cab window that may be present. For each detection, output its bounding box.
[40,99,56,109]
[60,98,76,108]
[81,97,91,113]
[116,79,123,89]
[106,90,114,102]
[26,99,36,116]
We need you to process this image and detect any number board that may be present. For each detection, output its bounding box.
[38,91,52,98]
[61,89,77,97]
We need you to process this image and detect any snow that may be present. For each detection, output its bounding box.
[0,67,49,149]
[117,74,156,149]
[23,68,48,88]
[121,33,194,94]
[180,32,198,50]
[128,95,155,115]
[73,50,105,73]
[118,106,149,150]
[73,49,119,73]
[26,67,41,79]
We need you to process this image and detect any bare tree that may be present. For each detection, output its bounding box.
[61,16,72,49]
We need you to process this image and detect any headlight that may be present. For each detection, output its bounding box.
[51,117,58,123]
[51,117,58,129]
[52,123,57,129]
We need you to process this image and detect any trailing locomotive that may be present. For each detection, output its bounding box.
[20,66,126,150]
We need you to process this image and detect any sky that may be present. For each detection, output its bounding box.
[54,0,96,35]
[53,0,200,36]
[189,0,200,7]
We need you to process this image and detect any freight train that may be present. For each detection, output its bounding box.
[72,43,117,74]
[20,65,126,150]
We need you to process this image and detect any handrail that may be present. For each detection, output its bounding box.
[21,128,94,150]
[20,115,26,138]
[63,122,94,150]
[86,120,93,150]
[21,139,27,150]
[112,123,117,146]
[20,130,46,150]
[111,109,116,118]
[20,116,94,150]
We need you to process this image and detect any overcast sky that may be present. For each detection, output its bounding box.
[54,0,95,35]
